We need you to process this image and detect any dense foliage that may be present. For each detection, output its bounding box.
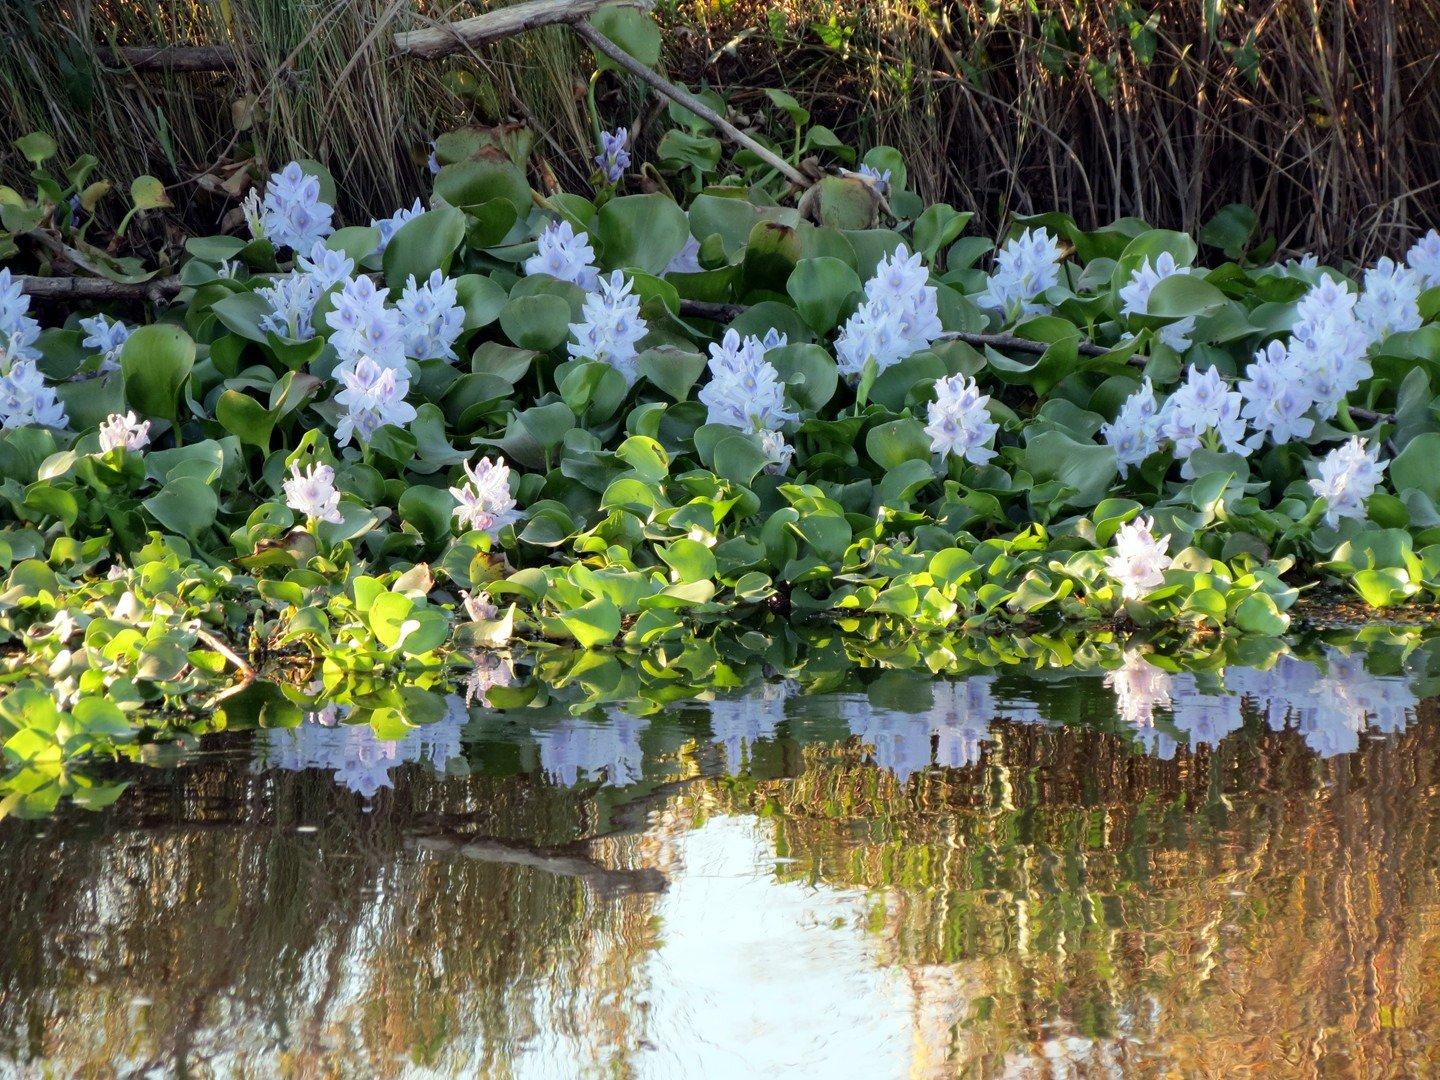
[6,30,1440,797]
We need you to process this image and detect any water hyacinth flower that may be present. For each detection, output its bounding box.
[1156,365,1249,478]
[284,462,344,525]
[835,244,942,378]
[698,329,795,432]
[759,429,795,475]
[925,373,998,465]
[1102,377,1163,477]
[1118,251,1196,352]
[0,268,41,363]
[461,590,499,622]
[296,241,355,290]
[78,314,131,373]
[524,220,600,292]
[1406,228,1440,289]
[567,270,648,385]
[1103,516,1173,601]
[257,272,322,341]
[1355,257,1422,344]
[450,456,520,538]
[595,127,631,184]
[1309,436,1386,528]
[1238,339,1315,447]
[975,227,1064,321]
[331,356,417,446]
[1287,275,1371,412]
[370,198,425,255]
[325,275,406,371]
[857,162,892,195]
[664,234,703,276]
[241,189,265,240]
[259,162,334,253]
[0,357,67,430]
[397,270,466,361]
[97,411,150,453]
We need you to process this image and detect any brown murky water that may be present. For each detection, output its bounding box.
[2,643,1439,1077]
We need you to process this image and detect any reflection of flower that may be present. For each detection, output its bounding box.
[256,701,464,798]
[1106,649,1173,729]
[465,652,516,705]
[838,677,1043,780]
[533,710,649,787]
[707,680,795,772]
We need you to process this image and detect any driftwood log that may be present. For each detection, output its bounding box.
[96,45,240,73]
[393,0,646,60]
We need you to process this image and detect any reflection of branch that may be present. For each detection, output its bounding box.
[409,833,667,896]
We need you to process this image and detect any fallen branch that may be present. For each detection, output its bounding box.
[570,20,811,190]
[395,0,645,60]
[18,274,181,303]
[938,329,1115,358]
[96,45,239,73]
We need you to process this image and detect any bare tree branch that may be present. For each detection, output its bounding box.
[394,0,648,60]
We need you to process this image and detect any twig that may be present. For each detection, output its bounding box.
[190,625,255,681]
[570,20,811,190]
[394,0,649,60]
[937,329,1116,358]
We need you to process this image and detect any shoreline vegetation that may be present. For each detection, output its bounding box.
[3,4,1440,807]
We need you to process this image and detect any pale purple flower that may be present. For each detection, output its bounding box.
[698,329,795,432]
[925,372,998,465]
[1309,436,1386,528]
[1103,516,1173,601]
[595,127,631,184]
[1406,229,1440,290]
[331,355,417,446]
[78,315,131,373]
[1102,377,1162,476]
[284,462,344,524]
[835,244,941,377]
[524,220,600,292]
[370,198,425,256]
[975,228,1064,320]
[97,411,150,453]
[1118,251,1196,352]
[450,456,520,538]
[567,270,648,384]
[260,162,334,253]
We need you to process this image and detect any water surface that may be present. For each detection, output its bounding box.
[4,636,1440,1077]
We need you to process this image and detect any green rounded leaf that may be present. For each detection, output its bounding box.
[119,324,195,422]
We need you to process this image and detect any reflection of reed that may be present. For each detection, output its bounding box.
[2,697,1439,1075]
[0,761,663,1076]
[698,713,1440,1076]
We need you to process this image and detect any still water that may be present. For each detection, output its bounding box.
[3,634,1440,1077]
